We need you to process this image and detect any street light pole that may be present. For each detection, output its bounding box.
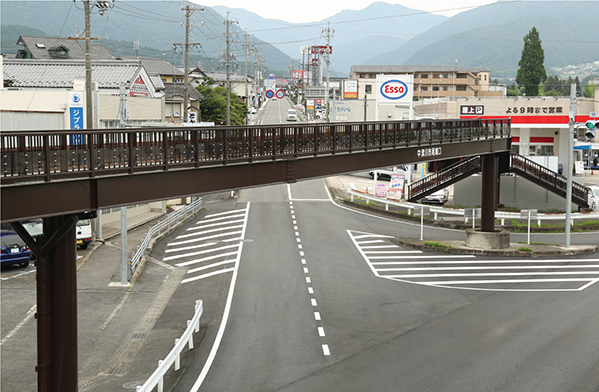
[565,83,576,248]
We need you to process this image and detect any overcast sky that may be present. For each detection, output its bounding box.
[193,0,511,23]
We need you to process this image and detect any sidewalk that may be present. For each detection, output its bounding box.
[74,207,202,391]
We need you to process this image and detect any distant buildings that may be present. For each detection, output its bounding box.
[349,65,503,100]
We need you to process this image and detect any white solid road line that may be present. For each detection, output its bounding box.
[189,202,251,392]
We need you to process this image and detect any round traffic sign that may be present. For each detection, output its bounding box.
[265,89,275,99]
[275,89,285,99]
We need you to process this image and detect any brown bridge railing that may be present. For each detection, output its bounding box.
[407,155,482,201]
[407,152,590,208]
[510,154,590,207]
[1,118,510,185]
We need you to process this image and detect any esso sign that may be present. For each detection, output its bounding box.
[380,80,408,100]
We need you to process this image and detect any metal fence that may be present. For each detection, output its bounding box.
[136,300,203,392]
[130,198,202,274]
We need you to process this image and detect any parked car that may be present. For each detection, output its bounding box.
[1,230,31,268]
[369,166,408,180]
[421,188,449,204]
[76,219,93,250]
[589,186,599,210]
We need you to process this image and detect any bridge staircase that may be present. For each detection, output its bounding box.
[407,154,590,208]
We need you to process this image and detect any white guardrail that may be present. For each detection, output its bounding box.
[347,188,599,225]
[137,300,204,392]
[130,197,203,274]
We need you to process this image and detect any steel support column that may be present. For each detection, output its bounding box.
[41,216,79,391]
[481,153,498,232]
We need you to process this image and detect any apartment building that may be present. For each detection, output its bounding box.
[349,65,503,100]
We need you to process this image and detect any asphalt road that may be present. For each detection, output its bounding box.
[162,99,599,392]
[160,177,599,392]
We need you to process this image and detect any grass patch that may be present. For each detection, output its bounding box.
[518,247,533,252]
[423,241,453,252]
[576,220,599,226]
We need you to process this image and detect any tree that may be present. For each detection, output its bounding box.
[516,27,547,97]
[507,82,519,96]
[574,76,582,97]
[196,78,248,125]
[584,83,596,98]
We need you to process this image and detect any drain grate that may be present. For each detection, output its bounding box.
[122,380,146,390]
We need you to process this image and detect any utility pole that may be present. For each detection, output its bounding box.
[175,5,203,123]
[322,22,334,122]
[222,12,238,126]
[84,0,93,130]
[243,29,254,114]
[81,0,113,130]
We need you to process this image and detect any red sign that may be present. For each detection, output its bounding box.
[310,45,332,54]
[312,58,319,66]
[265,89,275,99]
[290,70,307,79]
[275,89,285,99]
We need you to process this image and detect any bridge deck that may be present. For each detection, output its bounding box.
[1,119,511,222]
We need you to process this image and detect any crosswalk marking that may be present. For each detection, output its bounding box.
[164,205,250,284]
[348,230,599,292]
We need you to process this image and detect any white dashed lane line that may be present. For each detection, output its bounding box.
[290,200,330,356]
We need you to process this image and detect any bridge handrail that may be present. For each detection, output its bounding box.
[136,300,203,392]
[129,197,202,273]
[1,118,511,185]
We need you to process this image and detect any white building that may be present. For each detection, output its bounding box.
[1,57,164,130]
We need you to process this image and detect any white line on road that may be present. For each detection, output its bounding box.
[175,251,239,267]
[190,202,250,391]
[0,305,36,346]
[186,219,245,232]
[164,244,239,261]
[322,344,330,356]
[187,260,236,274]
[181,267,235,284]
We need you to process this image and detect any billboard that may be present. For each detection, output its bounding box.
[291,70,307,80]
[343,79,358,100]
[310,45,332,54]
[376,75,414,105]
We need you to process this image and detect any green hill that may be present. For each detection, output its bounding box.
[0,1,291,74]
[365,1,599,79]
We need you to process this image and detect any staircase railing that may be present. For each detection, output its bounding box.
[510,154,590,207]
[408,156,481,201]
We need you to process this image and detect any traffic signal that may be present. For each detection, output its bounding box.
[585,120,599,140]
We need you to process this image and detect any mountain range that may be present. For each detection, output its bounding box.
[2,1,599,80]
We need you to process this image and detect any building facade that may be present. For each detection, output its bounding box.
[349,65,503,100]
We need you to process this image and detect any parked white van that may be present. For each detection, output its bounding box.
[76,219,92,250]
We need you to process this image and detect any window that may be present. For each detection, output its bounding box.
[368,73,376,79]
[365,84,372,94]
[540,145,554,156]
[360,74,365,78]
[433,74,440,79]
[421,87,428,91]
[432,86,439,92]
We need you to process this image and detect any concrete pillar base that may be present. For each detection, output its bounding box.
[465,229,510,250]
